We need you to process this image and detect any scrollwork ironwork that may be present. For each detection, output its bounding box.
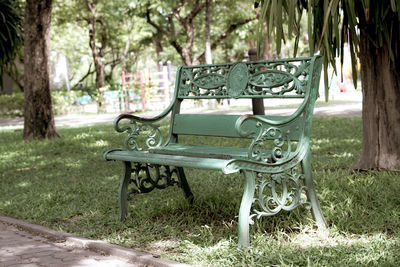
[245,122,292,164]
[192,73,226,89]
[127,164,180,197]
[250,167,310,221]
[178,59,311,98]
[115,118,163,151]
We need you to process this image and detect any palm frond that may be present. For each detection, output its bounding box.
[0,0,24,74]
[256,0,400,98]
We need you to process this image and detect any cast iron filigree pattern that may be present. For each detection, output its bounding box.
[250,167,310,221]
[115,119,163,151]
[236,116,296,164]
[249,123,292,163]
[179,65,230,97]
[178,59,312,98]
[128,164,180,197]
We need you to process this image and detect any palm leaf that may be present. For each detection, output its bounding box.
[0,0,24,73]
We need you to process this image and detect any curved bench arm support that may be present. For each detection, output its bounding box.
[235,113,309,165]
[114,101,176,151]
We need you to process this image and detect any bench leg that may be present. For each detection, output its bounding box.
[238,170,256,249]
[176,167,194,204]
[302,150,327,229]
[119,161,131,221]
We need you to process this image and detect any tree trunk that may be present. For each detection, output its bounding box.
[23,0,59,140]
[93,56,105,89]
[152,33,163,60]
[182,23,194,65]
[87,19,105,90]
[354,28,400,170]
[90,28,105,112]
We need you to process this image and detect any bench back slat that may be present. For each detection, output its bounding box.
[173,114,239,137]
[172,114,305,141]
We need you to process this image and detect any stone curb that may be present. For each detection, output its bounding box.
[0,216,190,267]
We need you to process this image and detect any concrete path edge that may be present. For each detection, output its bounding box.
[0,216,190,267]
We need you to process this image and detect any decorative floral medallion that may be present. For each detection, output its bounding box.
[227,63,249,98]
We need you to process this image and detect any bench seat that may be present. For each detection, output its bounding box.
[104,148,236,174]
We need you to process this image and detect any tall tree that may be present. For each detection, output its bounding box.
[258,0,400,170]
[23,0,59,140]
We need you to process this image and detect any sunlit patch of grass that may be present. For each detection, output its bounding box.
[72,132,93,140]
[0,118,399,266]
[16,181,32,188]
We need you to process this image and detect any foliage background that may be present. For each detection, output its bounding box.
[47,0,309,92]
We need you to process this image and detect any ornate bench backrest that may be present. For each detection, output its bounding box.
[175,56,320,100]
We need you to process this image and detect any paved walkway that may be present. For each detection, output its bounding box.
[0,217,188,267]
[0,222,138,267]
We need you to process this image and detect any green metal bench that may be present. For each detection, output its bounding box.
[104,54,327,248]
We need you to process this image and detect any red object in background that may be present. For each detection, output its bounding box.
[339,82,347,92]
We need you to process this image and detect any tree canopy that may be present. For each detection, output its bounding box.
[49,0,262,89]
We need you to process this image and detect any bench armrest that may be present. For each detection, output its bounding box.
[114,104,174,151]
[235,114,304,164]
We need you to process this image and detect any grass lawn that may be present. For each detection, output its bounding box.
[1,117,399,266]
